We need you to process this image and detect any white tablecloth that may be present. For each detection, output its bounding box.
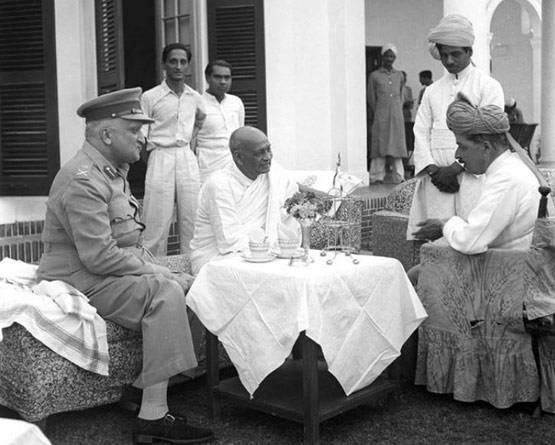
[187,251,427,396]
[0,419,51,445]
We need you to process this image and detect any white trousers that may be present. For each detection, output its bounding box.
[143,146,200,256]
[369,157,405,182]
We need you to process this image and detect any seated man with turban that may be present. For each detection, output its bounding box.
[407,14,505,240]
[190,126,298,274]
[412,93,542,254]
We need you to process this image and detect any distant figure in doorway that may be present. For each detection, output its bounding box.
[504,97,524,123]
[367,43,407,185]
[417,70,433,106]
[401,71,414,122]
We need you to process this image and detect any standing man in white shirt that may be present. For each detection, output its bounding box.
[141,43,206,256]
[194,60,245,182]
[407,15,504,240]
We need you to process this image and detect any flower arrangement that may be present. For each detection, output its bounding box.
[284,191,326,220]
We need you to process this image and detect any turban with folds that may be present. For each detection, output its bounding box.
[381,43,398,56]
[428,14,474,60]
[446,93,509,135]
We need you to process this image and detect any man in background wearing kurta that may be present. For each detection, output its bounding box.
[407,15,504,240]
[37,88,213,444]
[367,43,407,185]
[190,126,298,274]
[194,60,245,182]
[141,43,206,256]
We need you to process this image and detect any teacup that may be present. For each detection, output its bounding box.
[278,238,300,257]
[248,240,270,258]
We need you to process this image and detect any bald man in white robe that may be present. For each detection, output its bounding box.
[190,126,298,274]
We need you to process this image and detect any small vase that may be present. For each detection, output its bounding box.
[299,218,315,263]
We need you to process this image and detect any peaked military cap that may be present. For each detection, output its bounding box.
[76,87,154,123]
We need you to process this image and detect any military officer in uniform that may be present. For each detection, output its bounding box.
[37,87,214,444]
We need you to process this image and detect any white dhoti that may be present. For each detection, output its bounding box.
[407,172,484,240]
[143,145,200,256]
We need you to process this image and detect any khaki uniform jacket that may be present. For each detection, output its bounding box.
[37,142,162,291]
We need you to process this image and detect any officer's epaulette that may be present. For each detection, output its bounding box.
[74,166,90,178]
[103,165,119,180]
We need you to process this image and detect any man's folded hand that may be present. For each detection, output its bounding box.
[412,218,445,241]
[430,164,461,193]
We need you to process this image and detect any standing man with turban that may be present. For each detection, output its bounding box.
[407,15,504,239]
[367,43,407,184]
[412,93,542,253]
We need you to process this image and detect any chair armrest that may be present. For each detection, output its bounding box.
[371,210,421,270]
[158,254,192,275]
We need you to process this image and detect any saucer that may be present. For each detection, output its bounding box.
[241,252,277,263]
[276,249,304,259]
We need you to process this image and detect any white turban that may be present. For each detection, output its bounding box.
[427,14,474,60]
[381,43,398,57]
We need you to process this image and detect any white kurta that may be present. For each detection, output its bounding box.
[443,151,539,254]
[407,65,504,239]
[195,92,244,182]
[189,162,298,274]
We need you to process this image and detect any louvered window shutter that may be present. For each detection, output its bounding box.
[0,0,59,196]
[207,0,266,132]
[95,0,124,94]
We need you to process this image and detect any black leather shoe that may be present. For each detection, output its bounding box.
[133,412,214,444]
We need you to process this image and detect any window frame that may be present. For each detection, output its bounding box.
[155,0,203,90]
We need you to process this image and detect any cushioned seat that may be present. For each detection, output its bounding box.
[0,254,193,423]
[415,243,555,412]
[0,321,142,422]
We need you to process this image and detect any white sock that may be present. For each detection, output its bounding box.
[137,380,169,420]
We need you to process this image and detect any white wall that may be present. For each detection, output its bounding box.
[264,0,367,181]
[365,0,444,119]
[491,0,534,122]
[0,0,97,224]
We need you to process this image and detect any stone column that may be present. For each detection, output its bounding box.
[539,0,555,190]
[530,35,542,161]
